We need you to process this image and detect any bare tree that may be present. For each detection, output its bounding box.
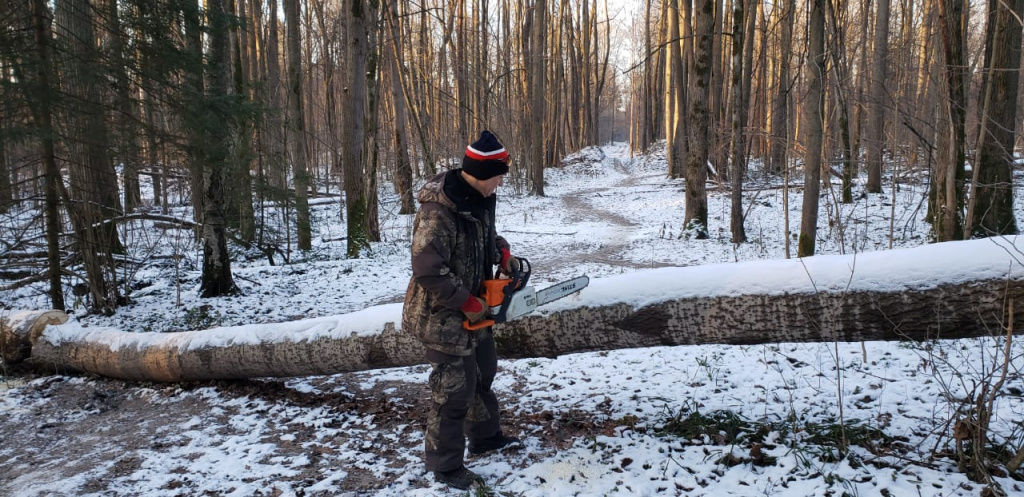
[55,0,124,312]
[199,0,238,297]
[799,0,826,257]
[966,0,1022,238]
[685,0,713,238]
[284,0,312,251]
[385,0,414,214]
[931,0,967,242]
[664,0,685,180]
[865,0,891,194]
[729,0,747,244]
[25,0,66,311]
[342,0,374,257]
[529,0,546,196]
[768,0,793,175]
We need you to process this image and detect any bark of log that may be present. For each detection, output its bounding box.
[7,277,1022,382]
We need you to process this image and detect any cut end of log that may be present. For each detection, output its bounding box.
[1,310,70,365]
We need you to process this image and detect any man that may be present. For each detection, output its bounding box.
[403,130,523,490]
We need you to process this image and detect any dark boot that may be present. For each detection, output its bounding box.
[468,432,522,455]
[434,466,484,490]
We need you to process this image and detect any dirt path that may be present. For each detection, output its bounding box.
[537,155,675,272]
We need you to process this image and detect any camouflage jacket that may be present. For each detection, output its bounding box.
[402,170,509,356]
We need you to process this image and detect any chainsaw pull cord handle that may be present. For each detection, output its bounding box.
[463,257,530,331]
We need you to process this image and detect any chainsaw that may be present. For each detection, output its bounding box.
[463,257,589,331]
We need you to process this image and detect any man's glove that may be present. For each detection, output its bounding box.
[461,295,488,322]
[499,248,520,275]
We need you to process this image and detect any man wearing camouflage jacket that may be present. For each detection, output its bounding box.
[402,130,523,490]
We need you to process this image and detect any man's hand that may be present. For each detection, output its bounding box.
[499,248,520,275]
[461,295,488,322]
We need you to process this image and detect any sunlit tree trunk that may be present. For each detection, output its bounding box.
[799,0,826,257]
[664,0,685,180]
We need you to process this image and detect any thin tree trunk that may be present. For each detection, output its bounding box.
[530,0,546,196]
[106,0,141,213]
[284,0,311,251]
[769,0,792,175]
[387,0,415,215]
[665,0,685,180]
[227,0,255,242]
[29,0,66,311]
[729,0,747,244]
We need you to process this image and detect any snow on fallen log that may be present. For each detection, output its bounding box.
[12,237,1024,382]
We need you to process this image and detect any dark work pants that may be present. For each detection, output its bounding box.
[423,335,501,472]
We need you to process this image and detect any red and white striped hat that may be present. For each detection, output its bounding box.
[462,130,510,179]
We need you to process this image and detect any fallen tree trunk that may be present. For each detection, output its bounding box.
[0,310,70,364]
[5,238,1024,382]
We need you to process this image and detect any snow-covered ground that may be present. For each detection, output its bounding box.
[2,142,1023,496]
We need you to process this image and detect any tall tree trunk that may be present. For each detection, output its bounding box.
[530,0,546,196]
[200,0,238,297]
[387,0,415,215]
[799,0,826,257]
[710,0,726,179]
[56,0,122,313]
[932,0,967,241]
[284,0,312,251]
[865,0,891,193]
[0,123,10,213]
[227,0,256,242]
[106,0,142,213]
[665,0,685,180]
[966,0,1021,238]
[768,0,793,175]
[343,0,372,258]
[685,0,713,238]
[826,0,856,205]
[28,0,66,311]
[729,0,747,244]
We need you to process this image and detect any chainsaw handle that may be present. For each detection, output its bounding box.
[463,318,496,331]
[462,258,530,332]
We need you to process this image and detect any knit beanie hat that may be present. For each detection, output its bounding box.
[462,130,509,180]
